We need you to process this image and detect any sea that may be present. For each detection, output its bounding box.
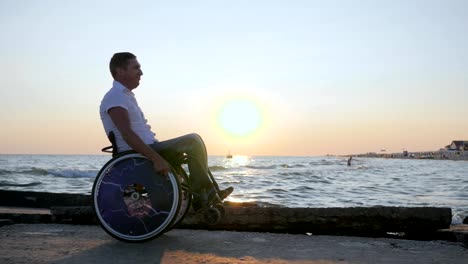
[0,154,467,224]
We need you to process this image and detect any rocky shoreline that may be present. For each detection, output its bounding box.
[0,190,466,245]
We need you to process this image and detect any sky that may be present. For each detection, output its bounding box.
[0,0,467,156]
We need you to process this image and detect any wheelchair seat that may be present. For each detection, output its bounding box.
[101,131,187,164]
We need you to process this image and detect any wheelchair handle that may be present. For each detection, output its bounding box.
[101,146,113,153]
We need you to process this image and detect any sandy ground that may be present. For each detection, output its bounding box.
[0,224,466,264]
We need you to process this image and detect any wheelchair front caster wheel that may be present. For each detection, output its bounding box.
[202,204,225,225]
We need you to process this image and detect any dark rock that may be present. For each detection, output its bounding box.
[0,190,91,208]
[0,190,453,240]
[463,216,468,225]
[180,206,452,239]
[51,206,96,225]
[45,205,451,239]
[0,208,52,224]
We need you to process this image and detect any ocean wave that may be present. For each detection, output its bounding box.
[245,164,306,169]
[267,188,288,193]
[278,171,305,176]
[0,168,49,176]
[29,168,50,175]
[209,165,228,171]
[0,168,97,178]
[0,181,42,187]
[356,165,369,169]
[291,186,315,191]
[48,169,97,178]
[280,164,307,168]
[245,165,277,169]
[310,159,342,166]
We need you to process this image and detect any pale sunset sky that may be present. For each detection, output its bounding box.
[1,0,467,156]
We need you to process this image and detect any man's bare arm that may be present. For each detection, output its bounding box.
[108,107,170,175]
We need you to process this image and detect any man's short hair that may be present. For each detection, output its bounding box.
[109,52,136,78]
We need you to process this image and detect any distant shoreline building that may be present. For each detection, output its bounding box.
[439,140,468,160]
[446,140,468,152]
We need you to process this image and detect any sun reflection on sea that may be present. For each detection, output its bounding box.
[222,155,250,168]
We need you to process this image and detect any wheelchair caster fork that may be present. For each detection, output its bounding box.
[193,188,226,225]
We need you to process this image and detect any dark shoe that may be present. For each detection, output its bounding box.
[206,188,222,206]
[218,187,234,200]
[192,188,221,212]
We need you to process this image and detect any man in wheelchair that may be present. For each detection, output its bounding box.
[99,52,233,211]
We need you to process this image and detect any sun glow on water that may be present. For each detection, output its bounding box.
[224,155,250,167]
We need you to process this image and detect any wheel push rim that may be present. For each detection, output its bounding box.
[93,154,180,241]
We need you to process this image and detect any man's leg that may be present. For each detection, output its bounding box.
[150,133,212,193]
[149,133,235,207]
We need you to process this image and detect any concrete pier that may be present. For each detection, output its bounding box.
[1,224,467,264]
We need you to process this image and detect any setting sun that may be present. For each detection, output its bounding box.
[216,98,264,139]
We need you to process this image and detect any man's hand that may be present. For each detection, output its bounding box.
[151,155,170,177]
[108,107,172,177]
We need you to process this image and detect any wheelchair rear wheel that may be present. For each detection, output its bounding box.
[92,153,181,242]
[167,165,192,230]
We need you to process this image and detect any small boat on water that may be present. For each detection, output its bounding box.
[226,151,233,159]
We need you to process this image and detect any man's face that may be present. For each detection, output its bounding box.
[118,58,143,89]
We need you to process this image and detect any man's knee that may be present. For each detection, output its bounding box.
[186,133,203,145]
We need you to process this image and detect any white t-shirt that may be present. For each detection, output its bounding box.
[99,81,157,152]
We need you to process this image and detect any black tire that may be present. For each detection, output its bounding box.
[92,153,182,243]
[167,165,192,229]
[202,206,223,225]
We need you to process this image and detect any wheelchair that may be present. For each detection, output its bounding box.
[92,132,225,242]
